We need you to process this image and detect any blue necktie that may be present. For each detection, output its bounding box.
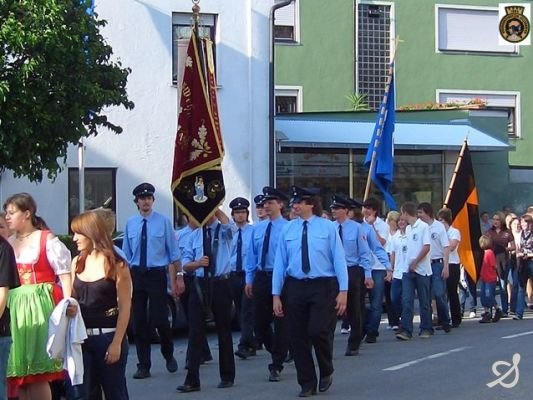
[302,221,310,274]
[140,219,147,270]
[236,228,243,272]
[260,222,272,269]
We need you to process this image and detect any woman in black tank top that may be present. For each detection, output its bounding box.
[67,211,132,400]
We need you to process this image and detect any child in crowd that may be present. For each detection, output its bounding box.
[479,235,503,323]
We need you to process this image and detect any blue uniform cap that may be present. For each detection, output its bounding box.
[262,186,288,202]
[348,197,363,209]
[229,197,250,210]
[330,195,351,209]
[133,182,155,197]
[254,194,265,207]
[290,186,317,202]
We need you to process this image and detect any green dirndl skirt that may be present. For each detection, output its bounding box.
[7,283,63,377]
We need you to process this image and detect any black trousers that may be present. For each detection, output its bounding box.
[230,271,257,350]
[184,277,235,386]
[285,277,338,391]
[253,271,289,372]
[131,268,173,370]
[446,263,462,325]
[182,275,212,363]
[346,266,366,351]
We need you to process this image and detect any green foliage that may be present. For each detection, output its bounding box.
[0,0,134,182]
[345,92,370,111]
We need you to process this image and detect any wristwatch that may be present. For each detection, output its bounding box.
[176,271,184,277]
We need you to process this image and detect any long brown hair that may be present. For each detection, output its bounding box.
[3,192,49,230]
[70,211,124,279]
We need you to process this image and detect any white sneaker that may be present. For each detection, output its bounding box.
[469,311,476,318]
[391,325,399,331]
[340,327,351,334]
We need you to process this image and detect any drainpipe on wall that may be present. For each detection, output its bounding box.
[269,0,294,186]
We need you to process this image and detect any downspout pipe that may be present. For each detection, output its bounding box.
[269,0,294,186]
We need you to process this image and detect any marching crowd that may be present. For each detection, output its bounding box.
[0,185,531,399]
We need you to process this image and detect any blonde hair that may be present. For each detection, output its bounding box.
[386,210,400,223]
[479,234,492,250]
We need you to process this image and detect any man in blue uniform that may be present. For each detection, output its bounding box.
[122,183,181,379]
[245,187,289,382]
[228,197,257,359]
[254,194,268,222]
[178,208,235,392]
[330,195,372,356]
[273,186,348,397]
[175,215,213,367]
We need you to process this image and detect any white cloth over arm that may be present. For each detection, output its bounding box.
[47,298,87,385]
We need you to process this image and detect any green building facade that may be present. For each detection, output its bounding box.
[274,0,533,213]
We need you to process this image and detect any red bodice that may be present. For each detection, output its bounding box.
[16,230,63,303]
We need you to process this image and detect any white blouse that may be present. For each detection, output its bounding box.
[15,236,72,275]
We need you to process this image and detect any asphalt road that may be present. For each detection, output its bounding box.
[126,313,533,400]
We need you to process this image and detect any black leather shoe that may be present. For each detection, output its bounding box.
[235,347,255,359]
[365,334,377,344]
[319,375,333,393]
[176,384,201,393]
[166,356,178,373]
[201,354,213,364]
[298,387,317,397]
[269,369,281,382]
[217,381,234,389]
[133,368,151,379]
[344,347,359,356]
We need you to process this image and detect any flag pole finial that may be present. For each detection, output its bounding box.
[192,0,201,24]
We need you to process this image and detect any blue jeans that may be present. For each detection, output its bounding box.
[480,281,497,308]
[390,278,402,327]
[77,332,129,400]
[401,272,432,335]
[0,336,12,399]
[516,259,533,318]
[366,270,386,335]
[496,253,510,313]
[430,262,451,326]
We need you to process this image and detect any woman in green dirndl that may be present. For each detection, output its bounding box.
[3,193,72,400]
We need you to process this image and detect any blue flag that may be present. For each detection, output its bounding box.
[364,69,396,210]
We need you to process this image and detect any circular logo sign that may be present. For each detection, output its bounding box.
[500,6,530,43]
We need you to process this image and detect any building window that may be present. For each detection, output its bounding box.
[172,13,216,84]
[277,149,443,212]
[356,3,393,110]
[510,168,533,184]
[436,6,517,54]
[68,168,116,228]
[277,149,350,209]
[437,90,520,137]
[274,0,299,43]
[275,86,302,113]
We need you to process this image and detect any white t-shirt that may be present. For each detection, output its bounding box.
[366,216,390,270]
[428,219,450,260]
[390,230,409,279]
[406,219,432,276]
[447,226,461,264]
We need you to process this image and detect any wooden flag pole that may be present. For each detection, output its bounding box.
[443,139,467,207]
[363,37,402,202]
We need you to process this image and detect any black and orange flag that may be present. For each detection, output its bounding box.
[443,140,483,281]
[171,27,225,226]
